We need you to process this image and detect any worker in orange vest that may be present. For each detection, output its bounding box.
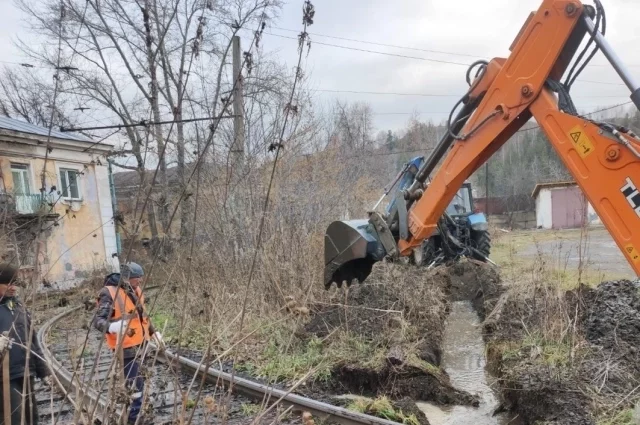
[93,262,163,424]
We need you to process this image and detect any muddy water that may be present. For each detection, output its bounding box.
[417,301,516,425]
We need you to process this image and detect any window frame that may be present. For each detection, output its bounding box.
[10,163,34,195]
[57,165,83,201]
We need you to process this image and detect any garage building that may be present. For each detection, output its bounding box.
[532,181,601,229]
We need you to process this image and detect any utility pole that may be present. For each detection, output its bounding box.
[485,162,490,217]
[232,35,245,165]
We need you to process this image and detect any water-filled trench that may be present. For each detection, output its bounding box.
[418,301,519,425]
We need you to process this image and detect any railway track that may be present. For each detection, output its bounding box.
[36,299,400,425]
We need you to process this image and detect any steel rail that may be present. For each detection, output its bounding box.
[37,298,399,425]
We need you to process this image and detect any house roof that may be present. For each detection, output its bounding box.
[0,115,92,143]
[531,181,577,199]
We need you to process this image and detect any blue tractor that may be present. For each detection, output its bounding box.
[384,156,491,268]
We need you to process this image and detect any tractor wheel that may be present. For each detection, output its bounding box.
[471,230,491,261]
[412,238,437,267]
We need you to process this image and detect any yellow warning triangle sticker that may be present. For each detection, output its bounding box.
[570,132,581,143]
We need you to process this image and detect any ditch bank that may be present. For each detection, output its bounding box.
[233,259,638,425]
[465,263,640,425]
[296,263,483,424]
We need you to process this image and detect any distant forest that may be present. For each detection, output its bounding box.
[373,106,640,212]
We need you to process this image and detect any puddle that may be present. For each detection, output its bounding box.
[417,301,518,425]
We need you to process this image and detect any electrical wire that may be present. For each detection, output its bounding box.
[310,101,634,160]
[265,32,471,66]
[258,28,626,87]
[314,89,458,97]
[60,114,238,132]
[516,100,632,133]
[270,26,486,58]
[313,88,628,99]
[267,25,640,69]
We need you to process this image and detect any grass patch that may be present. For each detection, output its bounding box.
[405,353,443,377]
[248,325,443,384]
[251,329,389,382]
[597,408,637,425]
[150,307,213,349]
[520,333,575,368]
[490,227,630,290]
[346,396,420,425]
[492,335,575,368]
[256,336,333,382]
[490,331,584,371]
[240,402,261,416]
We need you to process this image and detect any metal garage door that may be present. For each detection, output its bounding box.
[551,186,586,229]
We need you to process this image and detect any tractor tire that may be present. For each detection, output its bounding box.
[412,238,437,267]
[471,230,491,261]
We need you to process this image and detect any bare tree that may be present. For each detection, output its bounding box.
[0,67,75,129]
[14,0,282,241]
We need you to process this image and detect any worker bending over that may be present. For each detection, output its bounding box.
[93,262,163,424]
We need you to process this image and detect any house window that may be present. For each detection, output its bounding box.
[11,163,32,195]
[60,168,81,200]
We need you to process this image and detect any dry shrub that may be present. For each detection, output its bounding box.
[141,148,388,354]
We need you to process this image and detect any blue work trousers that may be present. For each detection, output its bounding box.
[123,355,145,424]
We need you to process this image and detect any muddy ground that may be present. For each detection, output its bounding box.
[455,261,640,425]
[29,260,640,425]
[316,258,639,425]
[296,262,482,424]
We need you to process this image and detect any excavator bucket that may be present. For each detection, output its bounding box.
[323,219,384,289]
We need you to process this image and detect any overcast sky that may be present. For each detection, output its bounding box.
[1,0,639,133]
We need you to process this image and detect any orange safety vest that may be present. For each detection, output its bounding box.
[103,286,151,350]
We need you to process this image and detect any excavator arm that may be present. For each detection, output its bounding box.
[324,0,640,288]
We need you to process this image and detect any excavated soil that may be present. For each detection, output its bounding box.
[582,280,640,402]
[477,269,640,425]
[300,262,479,418]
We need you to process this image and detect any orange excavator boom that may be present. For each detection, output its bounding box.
[324,0,640,288]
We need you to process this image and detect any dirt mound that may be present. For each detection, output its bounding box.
[330,363,477,406]
[482,278,640,424]
[302,262,478,407]
[498,362,594,425]
[304,282,406,340]
[583,280,640,349]
[582,280,640,398]
[304,263,451,365]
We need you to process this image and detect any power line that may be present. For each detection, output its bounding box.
[313,88,628,99]
[515,101,633,133]
[271,26,486,59]
[315,89,458,97]
[60,114,239,132]
[265,32,471,66]
[80,128,122,153]
[268,26,640,69]
[335,105,622,116]
[262,31,627,86]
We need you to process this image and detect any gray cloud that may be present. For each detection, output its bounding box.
[1,0,637,132]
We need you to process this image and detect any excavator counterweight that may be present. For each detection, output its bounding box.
[324,0,640,288]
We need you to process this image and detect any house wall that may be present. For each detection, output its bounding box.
[536,189,553,229]
[0,141,119,288]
